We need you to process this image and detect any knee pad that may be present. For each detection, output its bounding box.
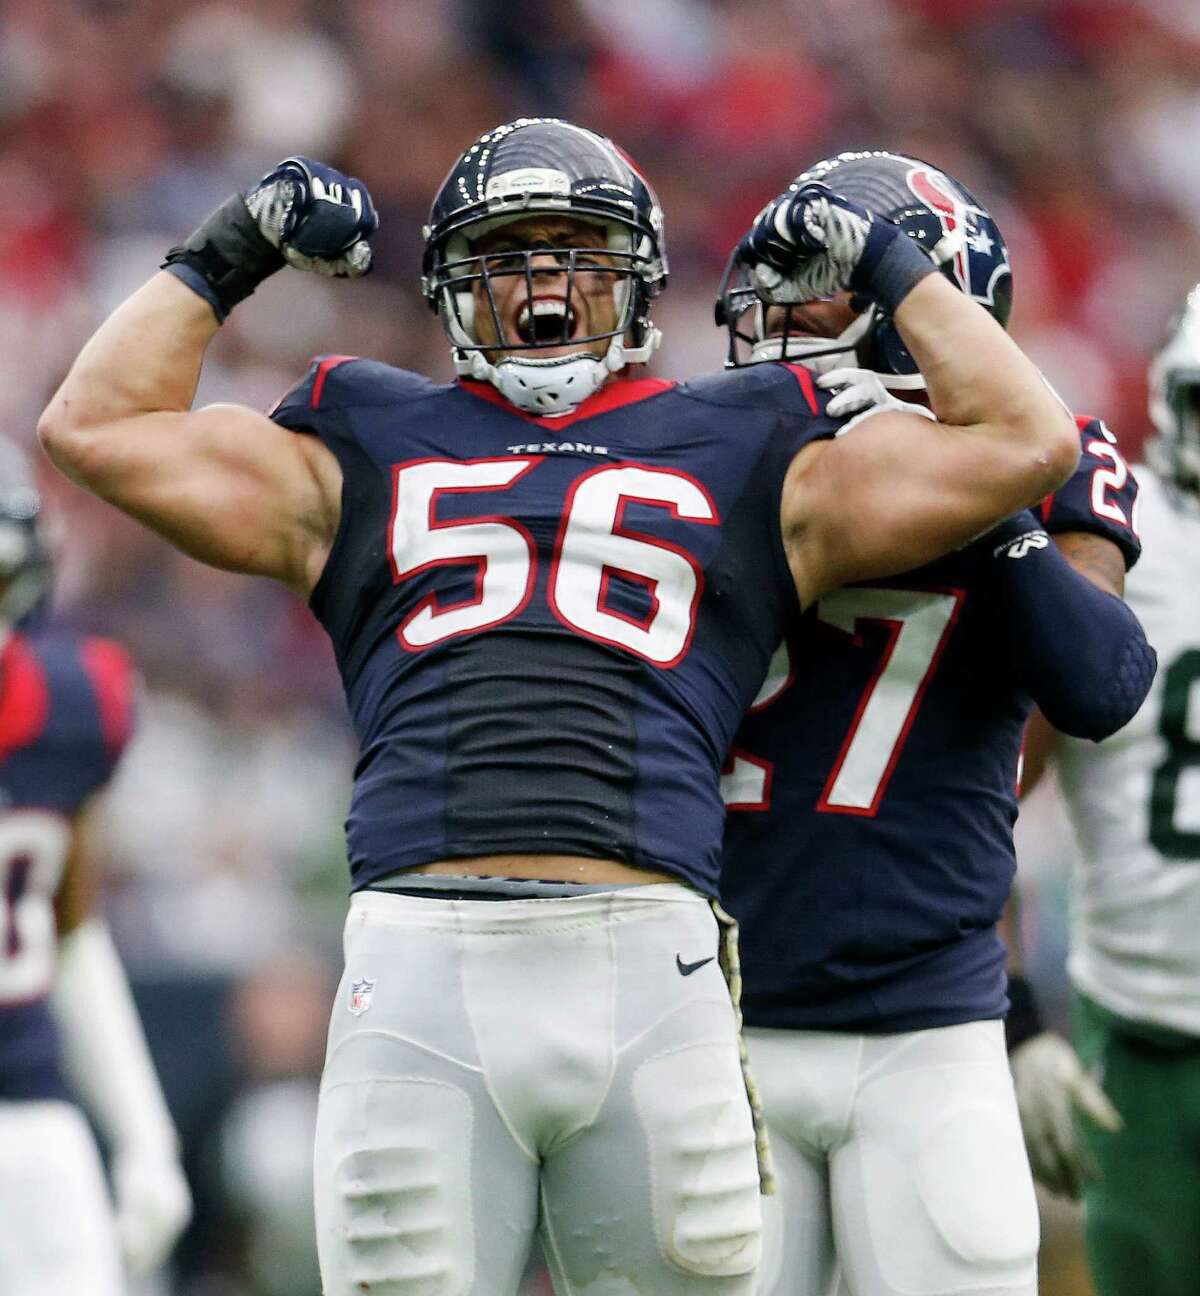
[633,1041,763,1277]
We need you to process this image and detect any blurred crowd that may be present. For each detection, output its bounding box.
[6,0,1197,1290]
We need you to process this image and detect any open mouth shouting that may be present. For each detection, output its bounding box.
[514,296,580,346]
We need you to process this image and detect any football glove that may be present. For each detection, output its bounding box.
[112,1145,193,1275]
[737,182,935,313]
[163,157,377,321]
[1010,1030,1122,1199]
[244,156,376,276]
[817,367,936,422]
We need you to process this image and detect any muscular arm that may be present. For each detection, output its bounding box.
[1052,529,1125,597]
[38,272,341,595]
[784,273,1079,605]
[1019,530,1132,788]
[993,522,1152,740]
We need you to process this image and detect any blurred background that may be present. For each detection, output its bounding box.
[5,0,1194,1290]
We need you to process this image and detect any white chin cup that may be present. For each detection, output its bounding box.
[458,348,606,417]
[494,353,609,416]
[457,328,661,418]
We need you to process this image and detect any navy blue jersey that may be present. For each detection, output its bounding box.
[0,632,134,1100]
[1040,416,1141,569]
[271,360,844,896]
[722,414,1141,1033]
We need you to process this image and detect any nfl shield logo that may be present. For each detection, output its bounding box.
[348,977,375,1016]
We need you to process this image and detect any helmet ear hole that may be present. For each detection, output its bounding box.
[992,274,1014,330]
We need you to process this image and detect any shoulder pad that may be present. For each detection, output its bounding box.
[77,637,137,761]
[36,635,137,761]
[679,362,852,448]
[1041,415,1142,570]
[8,634,136,784]
[680,362,823,414]
[269,356,446,427]
[0,634,49,762]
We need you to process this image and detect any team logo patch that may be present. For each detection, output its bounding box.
[995,530,1050,560]
[348,977,376,1015]
[906,166,972,293]
[485,168,570,203]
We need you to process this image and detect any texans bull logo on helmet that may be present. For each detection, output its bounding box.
[716,150,1014,385]
[905,165,1011,319]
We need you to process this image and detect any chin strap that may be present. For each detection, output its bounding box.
[456,326,662,417]
[748,304,874,374]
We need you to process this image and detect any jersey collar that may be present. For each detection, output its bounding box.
[458,375,676,432]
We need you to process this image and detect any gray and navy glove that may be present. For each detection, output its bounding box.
[163,157,378,322]
[737,181,935,313]
[1011,1031,1122,1199]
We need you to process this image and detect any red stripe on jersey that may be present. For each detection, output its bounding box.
[458,376,676,431]
[79,638,135,758]
[1040,492,1054,524]
[0,636,50,763]
[780,363,819,414]
[311,356,359,411]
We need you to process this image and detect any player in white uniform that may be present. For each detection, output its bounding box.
[1016,287,1200,1296]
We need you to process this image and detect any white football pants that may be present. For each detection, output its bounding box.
[315,885,763,1296]
[0,1100,124,1296]
[747,1020,1038,1296]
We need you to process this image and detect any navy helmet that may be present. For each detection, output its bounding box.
[1148,284,1200,492]
[0,437,50,627]
[422,118,667,415]
[716,150,1012,386]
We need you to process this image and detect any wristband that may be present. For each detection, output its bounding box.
[161,193,285,323]
[850,225,937,316]
[1005,973,1045,1053]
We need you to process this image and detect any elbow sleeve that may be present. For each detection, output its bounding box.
[989,514,1157,740]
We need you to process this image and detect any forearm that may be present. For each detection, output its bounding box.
[894,275,1077,495]
[992,517,1156,739]
[53,918,179,1156]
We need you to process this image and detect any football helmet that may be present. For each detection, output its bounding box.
[716,151,1012,387]
[422,118,667,416]
[0,437,50,628]
[1148,285,1200,492]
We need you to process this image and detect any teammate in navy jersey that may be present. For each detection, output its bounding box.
[39,120,1077,1295]
[0,442,190,1293]
[717,151,1154,1296]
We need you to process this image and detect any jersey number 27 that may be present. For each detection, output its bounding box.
[723,587,963,814]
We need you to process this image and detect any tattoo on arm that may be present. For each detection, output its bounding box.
[1052,530,1125,597]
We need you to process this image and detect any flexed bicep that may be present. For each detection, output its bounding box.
[89,400,342,590]
[39,274,341,591]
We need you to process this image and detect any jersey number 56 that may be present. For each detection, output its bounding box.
[389,458,717,667]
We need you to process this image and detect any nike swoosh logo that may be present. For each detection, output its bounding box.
[676,954,715,977]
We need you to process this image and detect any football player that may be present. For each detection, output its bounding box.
[1013,288,1200,1296]
[38,119,1077,1294]
[716,151,1154,1296]
[0,440,191,1293]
